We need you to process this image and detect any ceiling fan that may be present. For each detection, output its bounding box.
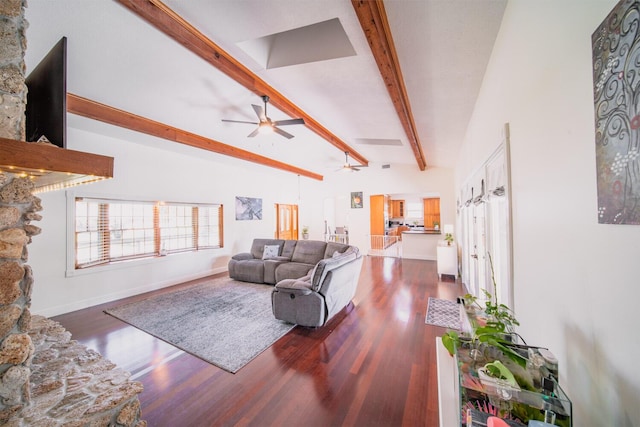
[338,151,368,172]
[221,95,305,139]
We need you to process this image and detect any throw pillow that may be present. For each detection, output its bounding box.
[262,244,280,260]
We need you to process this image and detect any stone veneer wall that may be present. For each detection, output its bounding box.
[0,0,37,417]
[0,0,27,141]
[0,176,146,426]
[1,1,145,425]
[0,176,39,420]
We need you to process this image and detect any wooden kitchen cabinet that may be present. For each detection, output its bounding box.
[391,200,404,217]
[423,197,441,229]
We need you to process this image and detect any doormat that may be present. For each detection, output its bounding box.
[425,297,461,330]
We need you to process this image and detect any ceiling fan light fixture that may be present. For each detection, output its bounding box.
[336,151,367,172]
[258,122,273,134]
[222,95,303,139]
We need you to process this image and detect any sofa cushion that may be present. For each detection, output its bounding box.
[262,245,280,259]
[310,247,359,291]
[290,240,327,265]
[324,242,349,259]
[281,240,297,260]
[228,258,265,284]
[250,239,285,260]
[263,258,290,285]
[275,262,315,283]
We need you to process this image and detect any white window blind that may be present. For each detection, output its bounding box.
[74,198,223,269]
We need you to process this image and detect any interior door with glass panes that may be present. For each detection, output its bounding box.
[470,201,488,298]
[460,130,513,309]
[275,204,298,240]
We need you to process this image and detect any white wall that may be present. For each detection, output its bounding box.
[320,164,455,252]
[29,124,323,316]
[29,123,456,317]
[456,1,639,425]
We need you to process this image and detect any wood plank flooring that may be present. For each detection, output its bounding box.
[52,256,466,426]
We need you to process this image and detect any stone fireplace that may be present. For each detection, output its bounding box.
[1,1,144,425]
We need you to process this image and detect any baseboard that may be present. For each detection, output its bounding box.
[35,267,228,317]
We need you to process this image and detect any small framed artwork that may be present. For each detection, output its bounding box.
[351,191,363,209]
[235,196,262,220]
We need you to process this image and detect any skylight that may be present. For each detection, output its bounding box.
[237,18,356,69]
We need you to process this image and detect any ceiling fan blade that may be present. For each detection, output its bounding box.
[272,126,295,139]
[221,119,259,125]
[272,118,305,127]
[252,104,267,122]
[247,127,260,138]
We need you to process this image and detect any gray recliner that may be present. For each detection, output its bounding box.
[271,245,363,327]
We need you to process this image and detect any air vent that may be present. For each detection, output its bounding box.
[355,138,403,146]
[382,164,391,169]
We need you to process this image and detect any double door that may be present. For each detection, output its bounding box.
[275,204,298,240]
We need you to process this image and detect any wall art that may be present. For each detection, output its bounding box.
[350,192,363,209]
[235,197,262,220]
[592,0,640,224]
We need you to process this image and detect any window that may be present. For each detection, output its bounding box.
[74,197,223,269]
[405,202,423,219]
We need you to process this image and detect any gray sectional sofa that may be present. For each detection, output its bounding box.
[228,238,363,327]
[228,238,351,284]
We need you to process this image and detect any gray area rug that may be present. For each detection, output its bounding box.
[105,277,295,373]
[425,297,461,329]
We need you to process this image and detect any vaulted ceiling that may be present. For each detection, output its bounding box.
[24,0,506,180]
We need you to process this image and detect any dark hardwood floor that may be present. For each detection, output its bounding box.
[52,256,466,427]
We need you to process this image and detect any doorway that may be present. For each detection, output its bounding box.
[459,129,513,309]
[275,204,298,240]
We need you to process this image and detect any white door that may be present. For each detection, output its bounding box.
[470,201,488,298]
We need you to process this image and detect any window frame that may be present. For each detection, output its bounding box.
[67,192,223,275]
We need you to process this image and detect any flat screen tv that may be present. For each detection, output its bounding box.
[25,36,67,148]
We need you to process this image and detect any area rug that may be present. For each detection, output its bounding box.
[104,277,295,373]
[425,297,461,329]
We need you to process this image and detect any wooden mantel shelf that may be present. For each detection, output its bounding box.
[0,136,114,193]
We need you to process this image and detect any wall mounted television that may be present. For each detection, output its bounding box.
[25,36,67,148]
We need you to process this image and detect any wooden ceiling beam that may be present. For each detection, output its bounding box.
[351,0,427,171]
[116,0,369,167]
[67,93,323,181]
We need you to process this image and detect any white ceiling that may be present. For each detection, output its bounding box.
[23,0,506,178]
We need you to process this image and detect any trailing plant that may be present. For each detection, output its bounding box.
[442,254,527,368]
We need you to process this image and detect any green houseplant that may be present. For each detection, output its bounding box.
[442,253,527,369]
[444,232,454,245]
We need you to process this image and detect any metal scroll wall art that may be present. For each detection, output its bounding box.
[592,0,640,224]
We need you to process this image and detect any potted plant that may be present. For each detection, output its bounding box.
[442,254,527,369]
[445,232,454,246]
[301,226,309,240]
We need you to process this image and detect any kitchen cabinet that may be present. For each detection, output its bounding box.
[391,200,404,217]
[423,197,441,229]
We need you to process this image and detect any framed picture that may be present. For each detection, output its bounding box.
[351,191,363,209]
[235,197,262,220]
[592,0,640,224]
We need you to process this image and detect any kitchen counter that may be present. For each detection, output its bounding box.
[401,230,441,260]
